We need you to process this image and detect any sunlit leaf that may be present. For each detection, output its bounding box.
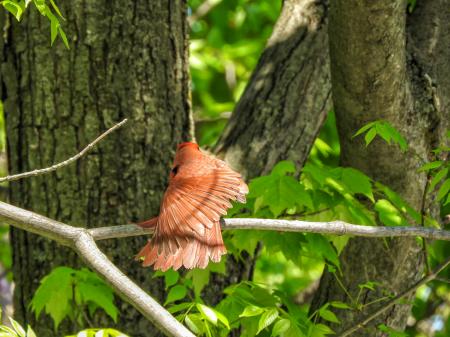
[240,305,264,318]
[165,285,188,305]
[271,318,290,336]
[257,308,278,334]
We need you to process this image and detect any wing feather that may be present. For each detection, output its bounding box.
[137,161,247,270]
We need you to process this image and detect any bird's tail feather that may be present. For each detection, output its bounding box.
[136,221,226,271]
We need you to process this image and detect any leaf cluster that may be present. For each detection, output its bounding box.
[1,0,68,48]
[30,267,118,329]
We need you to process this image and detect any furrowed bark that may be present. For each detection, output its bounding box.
[311,1,449,335]
[207,1,331,323]
[216,0,330,179]
[0,1,191,336]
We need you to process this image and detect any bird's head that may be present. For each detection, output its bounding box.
[177,142,200,151]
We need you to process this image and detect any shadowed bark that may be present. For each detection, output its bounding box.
[201,1,332,319]
[216,0,331,180]
[311,1,449,335]
[1,1,190,336]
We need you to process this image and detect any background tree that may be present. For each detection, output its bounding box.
[0,1,191,336]
[311,1,450,335]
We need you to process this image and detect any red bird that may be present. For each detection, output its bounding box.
[136,142,248,271]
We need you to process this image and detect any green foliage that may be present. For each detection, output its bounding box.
[353,120,408,152]
[378,324,409,337]
[1,0,68,48]
[0,309,37,337]
[407,0,417,13]
[30,267,118,329]
[66,329,129,337]
[189,0,281,145]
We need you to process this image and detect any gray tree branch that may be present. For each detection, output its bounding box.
[0,201,194,337]
[0,119,128,183]
[88,218,450,242]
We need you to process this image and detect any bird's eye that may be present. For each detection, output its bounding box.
[171,165,179,176]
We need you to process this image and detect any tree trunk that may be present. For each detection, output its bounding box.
[216,0,331,180]
[205,0,331,319]
[1,1,191,336]
[311,1,449,335]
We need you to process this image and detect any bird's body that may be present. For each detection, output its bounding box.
[136,142,248,271]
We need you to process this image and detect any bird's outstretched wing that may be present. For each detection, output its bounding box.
[137,167,247,271]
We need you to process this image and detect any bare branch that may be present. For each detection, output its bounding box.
[0,201,194,337]
[337,256,450,337]
[88,218,450,242]
[0,119,128,183]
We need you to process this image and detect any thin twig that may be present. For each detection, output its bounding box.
[87,218,450,242]
[0,119,128,183]
[336,256,450,337]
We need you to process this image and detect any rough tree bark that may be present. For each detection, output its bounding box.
[203,0,331,320]
[0,1,191,336]
[216,0,331,180]
[311,1,449,335]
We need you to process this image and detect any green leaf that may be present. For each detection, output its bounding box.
[2,1,24,21]
[167,302,193,314]
[33,0,46,14]
[214,309,230,329]
[437,179,450,201]
[375,122,392,144]
[378,324,409,337]
[257,308,279,334]
[341,167,373,201]
[185,315,201,335]
[30,266,74,329]
[330,301,352,309]
[58,27,69,49]
[26,326,37,337]
[76,278,118,322]
[154,269,179,289]
[165,285,187,305]
[9,317,26,337]
[240,305,265,318]
[271,319,290,336]
[309,323,334,337]
[187,268,209,298]
[49,0,64,18]
[319,308,340,324]
[50,17,59,45]
[364,127,377,146]
[353,122,376,138]
[445,193,450,206]
[418,161,443,172]
[196,304,218,326]
[248,175,274,198]
[375,199,406,226]
[271,161,296,176]
[430,168,448,191]
[306,234,340,268]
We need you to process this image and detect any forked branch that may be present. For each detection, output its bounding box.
[0,201,194,337]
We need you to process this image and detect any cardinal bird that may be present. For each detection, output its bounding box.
[136,142,248,271]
